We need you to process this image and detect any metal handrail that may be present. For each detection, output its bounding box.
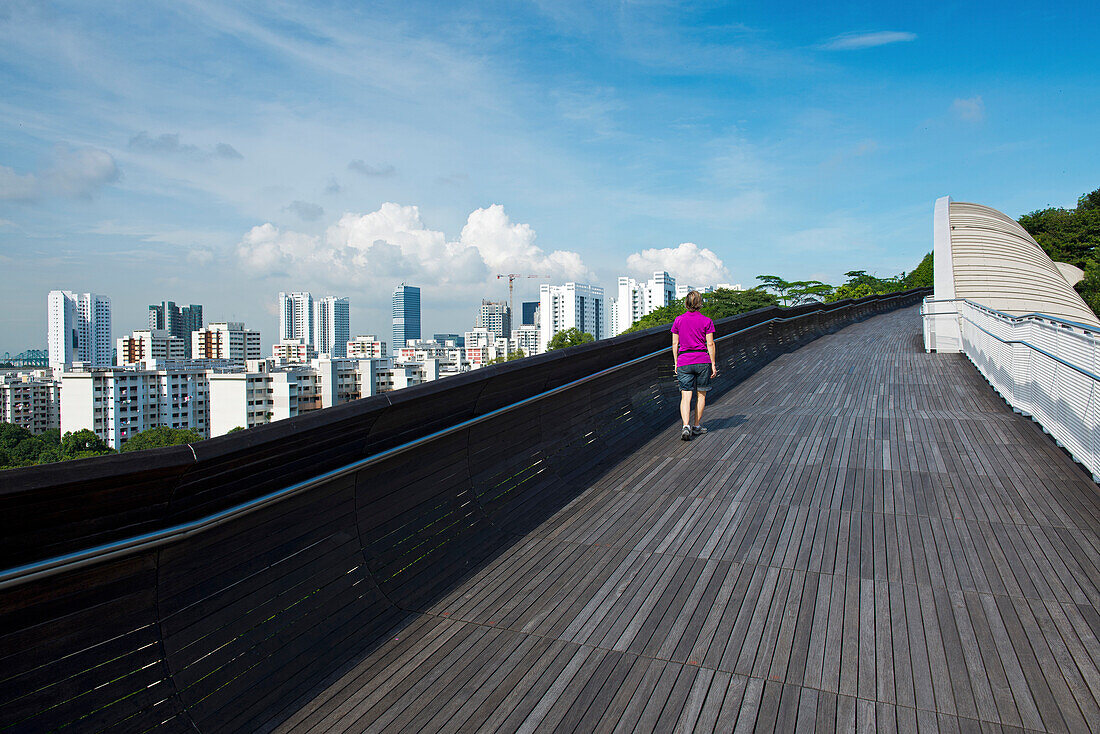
[921,297,1100,335]
[961,315,1100,383]
[0,293,914,589]
[926,297,1100,381]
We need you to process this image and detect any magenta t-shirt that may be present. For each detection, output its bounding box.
[671,311,715,366]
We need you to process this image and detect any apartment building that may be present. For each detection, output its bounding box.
[614,272,676,335]
[192,322,261,361]
[61,365,209,449]
[48,291,112,369]
[347,335,387,359]
[272,338,317,364]
[0,371,61,433]
[538,282,606,352]
[116,329,186,366]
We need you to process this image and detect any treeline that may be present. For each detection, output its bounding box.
[624,288,781,333]
[1018,186,1100,315]
[0,424,202,471]
[625,253,932,333]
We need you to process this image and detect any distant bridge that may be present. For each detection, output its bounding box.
[4,288,1100,733]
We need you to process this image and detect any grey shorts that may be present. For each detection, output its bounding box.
[677,363,712,392]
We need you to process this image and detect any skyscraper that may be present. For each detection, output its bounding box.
[392,284,421,350]
[148,301,203,356]
[538,282,606,352]
[477,299,512,340]
[521,301,539,327]
[614,271,676,335]
[48,290,112,368]
[279,292,314,345]
[192,322,262,361]
[314,296,350,357]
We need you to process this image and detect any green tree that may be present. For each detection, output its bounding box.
[0,423,66,469]
[547,328,595,350]
[623,288,779,333]
[824,270,905,303]
[1018,186,1100,316]
[489,347,527,364]
[1080,188,1100,211]
[120,426,202,452]
[1076,259,1100,316]
[755,275,795,306]
[227,426,247,433]
[787,280,834,305]
[60,429,112,459]
[0,422,32,452]
[904,253,933,288]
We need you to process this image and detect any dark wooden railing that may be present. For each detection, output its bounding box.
[0,289,927,733]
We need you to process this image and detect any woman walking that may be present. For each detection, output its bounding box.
[670,290,717,440]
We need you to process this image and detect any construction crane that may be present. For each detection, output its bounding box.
[496,274,549,324]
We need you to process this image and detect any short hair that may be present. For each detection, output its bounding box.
[685,290,703,311]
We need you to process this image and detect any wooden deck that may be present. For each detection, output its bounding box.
[278,306,1100,733]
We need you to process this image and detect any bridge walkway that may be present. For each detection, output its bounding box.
[279,306,1100,733]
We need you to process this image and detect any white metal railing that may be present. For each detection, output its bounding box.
[922,297,1100,481]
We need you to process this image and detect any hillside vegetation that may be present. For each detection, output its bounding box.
[625,252,932,333]
[1018,186,1100,315]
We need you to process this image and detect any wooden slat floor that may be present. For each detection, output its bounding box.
[278,306,1100,733]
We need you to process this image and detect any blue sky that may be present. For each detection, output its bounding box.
[2,0,1099,352]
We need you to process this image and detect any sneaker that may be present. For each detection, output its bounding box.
[680,425,693,441]
[692,425,707,435]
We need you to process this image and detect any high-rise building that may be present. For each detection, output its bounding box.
[148,301,203,356]
[432,333,465,348]
[0,372,61,434]
[392,284,421,350]
[538,282,606,352]
[279,292,349,357]
[61,365,209,449]
[48,290,112,368]
[116,329,187,365]
[192,322,262,361]
[207,358,438,437]
[272,339,316,363]
[279,292,314,345]
[477,300,512,340]
[614,272,676,335]
[521,301,539,327]
[511,325,540,356]
[313,296,350,357]
[347,335,387,359]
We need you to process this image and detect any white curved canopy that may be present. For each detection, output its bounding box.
[934,196,1099,326]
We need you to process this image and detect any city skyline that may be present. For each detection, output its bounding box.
[3,3,1100,352]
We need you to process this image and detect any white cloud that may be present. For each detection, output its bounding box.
[626,242,729,286]
[236,202,592,288]
[0,144,119,200]
[820,31,916,50]
[952,96,985,122]
[459,204,593,280]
